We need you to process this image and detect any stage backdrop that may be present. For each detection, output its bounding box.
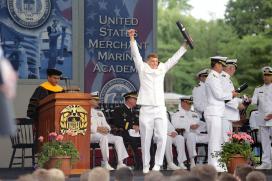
[0,0,72,79]
[84,0,155,103]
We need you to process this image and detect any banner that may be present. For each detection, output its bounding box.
[0,0,72,79]
[84,0,154,103]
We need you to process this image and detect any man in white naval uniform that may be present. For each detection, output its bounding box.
[165,114,187,170]
[171,96,208,169]
[204,56,238,172]
[220,59,245,142]
[90,93,128,170]
[128,29,188,173]
[252,66,272,170]
[192,68,209,120]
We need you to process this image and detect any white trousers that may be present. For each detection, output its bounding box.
[91,133,128,162]
[185,132,209,159]
[165,135,187,164]
[260,126,272,165]
[205,115,224,170]
[222,118,233,142]
[139,106,167,166]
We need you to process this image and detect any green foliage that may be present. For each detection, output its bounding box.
[38,133,79,168]
[158,0,272,96]
[225,0,272,37]
[212,132,255,168]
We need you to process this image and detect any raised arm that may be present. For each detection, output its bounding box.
[164,42,187,72]
[128,29,144,71]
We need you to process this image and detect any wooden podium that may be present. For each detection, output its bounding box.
[38,93,92,171]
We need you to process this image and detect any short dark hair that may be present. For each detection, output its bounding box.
[144,171,164,181]
[246,171,267,181]
[234,165,253,181]
[147,53,158,59]
[172,169,190,177]
[191,165,217,181]
[211,60,217,68]
[114,167,133,181]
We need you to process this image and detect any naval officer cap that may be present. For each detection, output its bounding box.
[46,68,62,76]
[180,95,193,103]
[91,91,100,100]
[210,56,228,66]
[123,91,138,99]
[262,66,272,75]
[226,59,238,68]
[196,68,210,77]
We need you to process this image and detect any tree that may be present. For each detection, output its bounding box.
[225,0,272,37]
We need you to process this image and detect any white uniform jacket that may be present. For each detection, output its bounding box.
[91,108,111,134]
[171,108,206,134]
[130,40,186,106]
[192,81,207,115]
[204,70,233,117]
[251,84,272,126]
[220,71,241,121]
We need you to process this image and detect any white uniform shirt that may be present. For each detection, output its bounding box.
[204,70,233,117]
[251,84,272,126]
[249,110,261,129]
[91,108,111,134]
[171,108,206,134]
[192,81,206,115]
[220,71,241,121]
[130,40,186,106]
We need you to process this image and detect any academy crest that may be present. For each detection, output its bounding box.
[100,78,136,103]
[7,0,51,28]
[60,105,88,136]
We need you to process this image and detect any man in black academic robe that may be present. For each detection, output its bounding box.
[112,91,142,169]
[27,68,63,125]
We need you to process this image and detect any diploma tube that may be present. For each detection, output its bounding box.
[176,21,194,49]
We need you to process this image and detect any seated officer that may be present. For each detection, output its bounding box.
[90,92,128,170]
[165,115,187,170]
[27,68,63,124]
[112,92,142,170]
[171,96,208,169]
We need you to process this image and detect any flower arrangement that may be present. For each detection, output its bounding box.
[38,131,80,168]
[212,132,255,168]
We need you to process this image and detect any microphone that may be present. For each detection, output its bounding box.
[176,21,194,49]
[60,76,69,80]
[235,83,248,93]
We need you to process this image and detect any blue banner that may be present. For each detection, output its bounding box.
[0,0,72,79]
[84,0,155,103]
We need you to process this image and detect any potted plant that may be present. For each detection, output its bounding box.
[212,131,255,173]
[37,131,79,175]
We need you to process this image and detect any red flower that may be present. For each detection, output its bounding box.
[56,135,64,141]
[49,132,58,137]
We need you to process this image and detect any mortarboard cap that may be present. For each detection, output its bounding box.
[262,66,272,75]
[210,56,227,66]
[46,68,62,76]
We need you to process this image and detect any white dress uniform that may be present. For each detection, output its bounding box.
[249,110,261,144]
[171,108,208,162]
[220,71,242,141]
[252,83,272,168]
[130,40,186,167]
[192,81,207,118]
[165,118,187,167]
[204,69,233,171]
[90,108,128,164]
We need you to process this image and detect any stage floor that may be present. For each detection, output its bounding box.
[0,168,272,181]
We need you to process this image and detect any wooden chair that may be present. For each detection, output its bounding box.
[9,118,36,168]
